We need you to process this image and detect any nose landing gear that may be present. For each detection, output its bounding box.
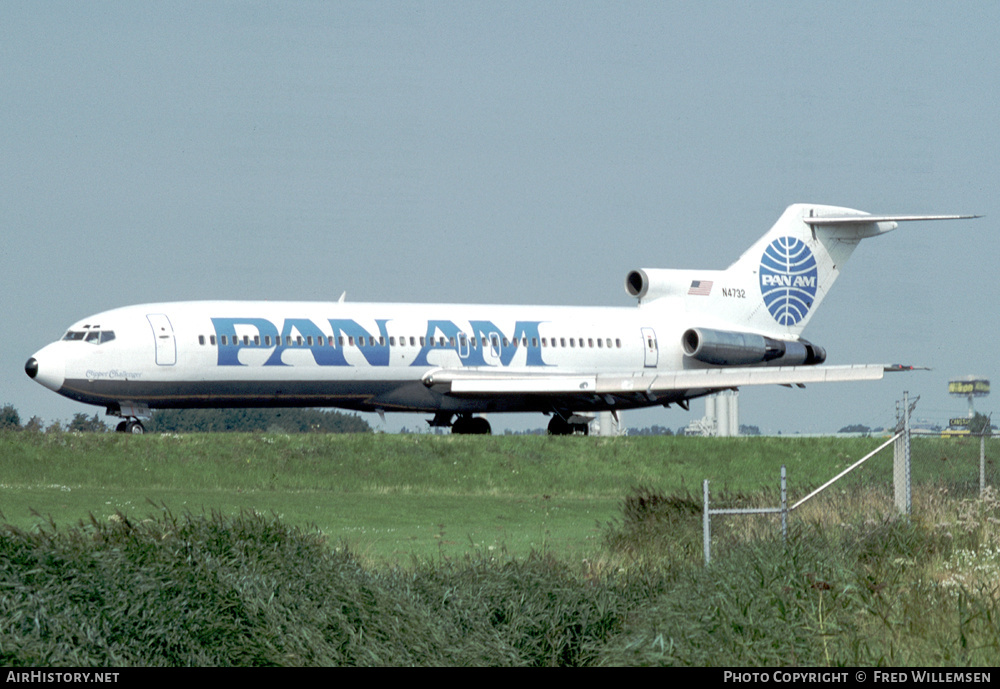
[108,402,150,435]
[115,420,145,434]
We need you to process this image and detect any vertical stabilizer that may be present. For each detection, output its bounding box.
[629,204,977,340]
[721,204,871,337]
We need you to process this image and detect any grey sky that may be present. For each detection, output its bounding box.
[3,2,996,433]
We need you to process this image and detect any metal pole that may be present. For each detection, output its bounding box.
[980,414,991,497]
[703,480,711,566]
[981,430,987,498]
[904,391,912,515]
[781,465,787,541]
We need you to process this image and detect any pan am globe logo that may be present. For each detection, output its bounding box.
[759,237,818,326]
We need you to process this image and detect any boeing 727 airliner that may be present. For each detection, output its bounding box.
[25,204,977,434]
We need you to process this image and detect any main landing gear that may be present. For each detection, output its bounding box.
[451,414,492,435]
[429,413,492,435]
[547,413,590,436]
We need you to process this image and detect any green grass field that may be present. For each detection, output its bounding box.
[0,431,994,563]
[2,431,998,666]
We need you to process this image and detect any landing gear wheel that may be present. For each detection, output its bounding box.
[548,416,572,436]
[470,417,492,435]
[125,421,145,434]
[451,415,492,435]
[547,416,589,436]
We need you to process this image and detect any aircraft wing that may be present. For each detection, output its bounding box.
[424,364,893,397]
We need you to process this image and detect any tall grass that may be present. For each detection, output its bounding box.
[0,508,647,666]
[1,432,998,665]
[2,486,997,666]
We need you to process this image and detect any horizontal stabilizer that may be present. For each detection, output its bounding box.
[805,214,980,226]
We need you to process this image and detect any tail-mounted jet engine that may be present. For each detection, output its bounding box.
[625,268,692,302]
[682,327,826,367]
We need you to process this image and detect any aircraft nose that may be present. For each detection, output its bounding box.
[25,345,66,392]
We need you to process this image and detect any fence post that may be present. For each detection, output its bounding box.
[703,479,711,566]
[781,465,787,541]
[894,391,913,515]
[980,414,992,497]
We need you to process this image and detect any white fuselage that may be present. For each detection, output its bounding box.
[28,300,694,416]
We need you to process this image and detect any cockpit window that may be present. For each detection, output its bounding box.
[63,329,115,344]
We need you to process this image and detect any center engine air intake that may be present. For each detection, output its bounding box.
[625,268,705,302]
[682,327,826,367]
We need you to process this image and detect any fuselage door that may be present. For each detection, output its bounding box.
[486,331,502,366]
[147,314,176,366]
[641,327,658,368]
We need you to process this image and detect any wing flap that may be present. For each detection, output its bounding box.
[425,364,889,396]
[623,364,885,392]
[451,375,598,394]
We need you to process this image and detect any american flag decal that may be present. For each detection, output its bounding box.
[688,280,713,296]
